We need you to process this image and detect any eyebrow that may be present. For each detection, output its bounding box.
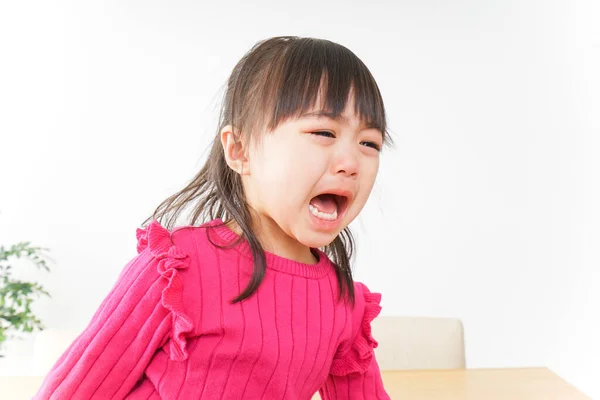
[299,110,379,131]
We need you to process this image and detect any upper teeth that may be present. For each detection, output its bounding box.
[309,204,338,221]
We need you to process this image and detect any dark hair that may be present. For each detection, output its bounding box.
[142,36,394,305]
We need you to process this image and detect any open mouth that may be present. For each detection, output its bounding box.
[308,193,349,221]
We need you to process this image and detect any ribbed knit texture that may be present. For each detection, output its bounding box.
[33,219,390,399]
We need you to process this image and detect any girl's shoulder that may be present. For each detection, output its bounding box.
[352,281,383,311]
[136,219,205,257]
[136,218,227,273]
[348,280,383,332]
[136,217,223,254]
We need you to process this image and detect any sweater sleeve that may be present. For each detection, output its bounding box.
[318,282,391,400]
[33,220,194,400]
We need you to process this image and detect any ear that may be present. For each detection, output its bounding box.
[220,125,250,175]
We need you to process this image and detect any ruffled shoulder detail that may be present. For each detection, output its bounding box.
[330,282,383,376]
[136,220,193,361]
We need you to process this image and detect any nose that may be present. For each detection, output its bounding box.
[333,145,359,178]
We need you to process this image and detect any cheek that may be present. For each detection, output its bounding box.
[261,158,320,211]
[365,164,379,190]
[262,139,319,182]
[355,162,380,203]
[250,152,301,200]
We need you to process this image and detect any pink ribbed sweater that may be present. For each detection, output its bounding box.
[33,219,390,399]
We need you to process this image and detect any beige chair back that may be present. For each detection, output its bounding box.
[372,315,466,370]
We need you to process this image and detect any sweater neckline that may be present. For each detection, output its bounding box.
[208,218,333,279]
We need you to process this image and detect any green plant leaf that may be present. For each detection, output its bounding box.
[0,239,52,358]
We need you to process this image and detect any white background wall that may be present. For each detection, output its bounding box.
[1,0,598,398]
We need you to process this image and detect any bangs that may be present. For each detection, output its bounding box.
[261,38,389,144]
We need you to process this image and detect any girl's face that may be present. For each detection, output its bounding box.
[222,96,383,263]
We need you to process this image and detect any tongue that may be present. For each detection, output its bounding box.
[310,194,337,214]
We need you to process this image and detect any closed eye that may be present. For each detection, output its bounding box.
[312,131,335,138]
[362,141,381,151]
[311,131,381,152]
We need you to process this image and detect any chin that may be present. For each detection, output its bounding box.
[298,231,340,249]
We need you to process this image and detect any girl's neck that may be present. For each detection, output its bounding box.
[224,218,319,265]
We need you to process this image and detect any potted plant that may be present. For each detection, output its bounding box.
[0,240,52,358]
